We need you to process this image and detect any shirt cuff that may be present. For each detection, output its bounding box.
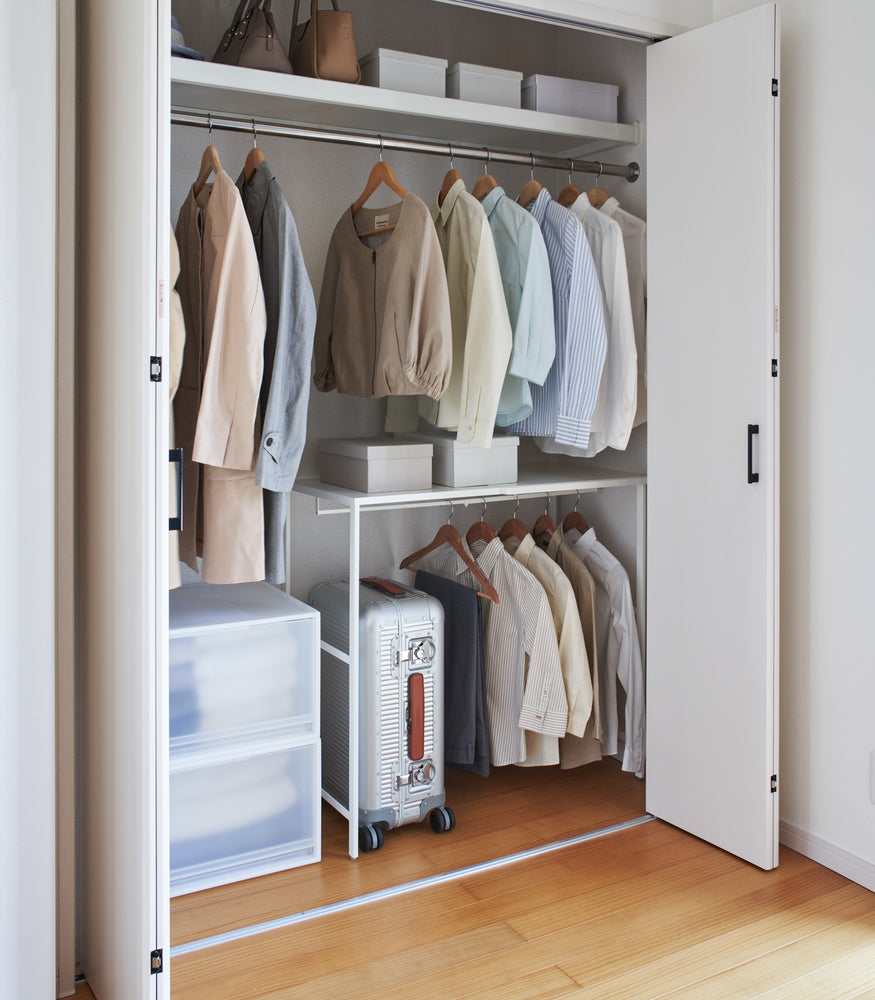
[518,703,568,737]
[555,414,592,448]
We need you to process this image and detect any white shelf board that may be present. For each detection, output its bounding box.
[293,464,645,511]
[170,58,639,158]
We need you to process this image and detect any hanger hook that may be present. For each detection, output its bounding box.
[446,501,454,525]
[513,495,520,517]
[530,152,535,180]
[208,113,213,143]
[484,147,490,175]
[544,494,551,516]
[595,160,603,182]
[481,497,488,522]
[449,142,455,171]
[573,489,581,512]
[568,158,574,186]
[251,118,257,148]
[377,134,384,162]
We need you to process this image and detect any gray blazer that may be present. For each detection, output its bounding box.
[238,161,316,584]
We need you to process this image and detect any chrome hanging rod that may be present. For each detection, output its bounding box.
[170,110,640,182]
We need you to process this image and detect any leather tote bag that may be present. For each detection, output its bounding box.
[289,0,361,84]
[213,0,293,74]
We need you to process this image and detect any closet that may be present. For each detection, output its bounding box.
[76,2,779,998]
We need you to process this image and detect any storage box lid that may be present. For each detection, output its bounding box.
[521,73,619,97]
[319,437,433,460]
[359,48,449,70]
[446,62,523,82]
[396,430,519,453]
[170,579,315,631]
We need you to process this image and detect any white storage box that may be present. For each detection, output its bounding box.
[319,438,433,493]
[169,739,320,896]
[521,74,619,122]
[169,581,319,744]
[397,430,519,487]
[360,48,448,98]
[446,62,522,108]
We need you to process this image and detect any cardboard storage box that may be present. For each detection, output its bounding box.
[318,438,433,493]
[521,74,619,121]
[446,62,523,108]
[359,48,448,98]
[398,430,519,487]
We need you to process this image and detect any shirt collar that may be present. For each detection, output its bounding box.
[599,195,620,217]
[571,192,591,219]
[513,532,536,563]
[470,535,504,578]
[479,185,505,219]
[432,177,466,226]
[523,186,551,224]
[569,526,598,554]
[236,158,274,231]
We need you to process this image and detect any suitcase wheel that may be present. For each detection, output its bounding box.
[359,823,384,853]
[429,805,456,835]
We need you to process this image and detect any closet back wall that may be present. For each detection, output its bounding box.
[169,0,647,603]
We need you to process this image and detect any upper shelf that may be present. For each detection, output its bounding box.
[170,58,639,159]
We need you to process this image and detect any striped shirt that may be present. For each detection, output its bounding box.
[564,526,646,778]
[408,535,567,766]
[506,188,607,448]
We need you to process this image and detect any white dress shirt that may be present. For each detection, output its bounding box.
[600,196,647,427]
[564,526,645,778]
[408,533,567,766]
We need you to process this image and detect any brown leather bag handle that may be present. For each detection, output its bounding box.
[292,0,339,30]
[360,577,406,597]
[408,673,425,762]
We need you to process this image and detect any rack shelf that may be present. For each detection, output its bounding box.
[170,58,639,159]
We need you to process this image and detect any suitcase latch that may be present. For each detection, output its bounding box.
[396,760,435,788]
[409,637,436,664]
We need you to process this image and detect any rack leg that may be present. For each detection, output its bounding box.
[348,501,361,860]
[636,483,647,654]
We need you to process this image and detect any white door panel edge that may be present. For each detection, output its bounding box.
[645,3,780,870]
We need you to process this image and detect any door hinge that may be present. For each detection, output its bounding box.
[770,774,778,793]
[150,949,164,974]
[771,358,778,377]
[772,78,779,96]
[150,356,163,382]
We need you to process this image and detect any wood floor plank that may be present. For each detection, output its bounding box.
[565,887,875,1000]
[740,941,875,1000]
[458,966,579,1000]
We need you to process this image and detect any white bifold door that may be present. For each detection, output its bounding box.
[645,3,780,870]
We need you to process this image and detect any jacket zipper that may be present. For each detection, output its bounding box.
[372,250,378,392]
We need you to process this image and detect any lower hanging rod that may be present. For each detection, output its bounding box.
[170,109,640,182]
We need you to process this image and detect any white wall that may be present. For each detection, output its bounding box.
[715,0,875,887]
[0,0,58,996]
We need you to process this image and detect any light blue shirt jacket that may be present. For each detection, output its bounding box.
[479,186,556,426]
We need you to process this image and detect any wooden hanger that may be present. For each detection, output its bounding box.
[351,153,407,218]
[438,143,462,207]
[498,518,528,542]
[193,143,222,197]
[518,153,542,207]
[558,183,580,208]
[400,523,499,604]
[588,186,610,208]
[466,520,496,545]
[243,119,264,187]
[561,490,589,535]
[471,149,498,201]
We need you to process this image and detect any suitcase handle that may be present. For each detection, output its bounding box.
[408,672,425,762]
[360,577,406,597]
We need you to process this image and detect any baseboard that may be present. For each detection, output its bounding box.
[779,820,875,892]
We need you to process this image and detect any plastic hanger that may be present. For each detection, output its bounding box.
[517,154,542,208]
[243,119,265,187]
[557,159,581,209]
[400,504,499,604]
[587,161,610,208]
[438,143,462,207]
[192,115,222,197]
[466,498,496,546]
[561,490,590,535]
[532,496,557,539]
[471,148,498,201]
[350,136,407,234]
[498,497,528,542]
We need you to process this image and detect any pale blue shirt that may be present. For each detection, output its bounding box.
[479,186,555,426]
[506,188,607,448]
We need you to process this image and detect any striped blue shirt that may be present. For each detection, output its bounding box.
[506,188,607,448]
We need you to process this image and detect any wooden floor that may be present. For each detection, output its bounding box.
[74,820,875,999]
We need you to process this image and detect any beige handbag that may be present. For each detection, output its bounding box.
[213,0,294,74]
[289,0,361,84]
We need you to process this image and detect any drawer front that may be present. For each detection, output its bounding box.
[170,617,317,743]
[169,740,320,896]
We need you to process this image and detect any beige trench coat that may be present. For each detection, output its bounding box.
[174,169,267,584]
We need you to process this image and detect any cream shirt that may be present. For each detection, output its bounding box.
[424,180,513,446]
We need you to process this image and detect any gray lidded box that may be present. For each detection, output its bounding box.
[521,74,619,122]
[359,48,449,98]
[318,437,433,493]
[397,430,519,487]
[446,62,523,108]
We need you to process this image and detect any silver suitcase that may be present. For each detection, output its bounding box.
[309,577,455,852]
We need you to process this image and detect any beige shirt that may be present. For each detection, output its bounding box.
[504,534,593,750]
[423,180,513,447]
[313,192,452,399]
[538,529,603,769]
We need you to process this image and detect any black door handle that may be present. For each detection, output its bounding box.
[747,425,759,484]
[169,448,183,531]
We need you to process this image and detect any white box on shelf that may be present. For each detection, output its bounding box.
[446,62,523,108]
[521,74,619,121]
[397,430,519,487]
[169,581,319,744]
[359,48,448,98]
[169,738,320,896]
[318,438,433,493]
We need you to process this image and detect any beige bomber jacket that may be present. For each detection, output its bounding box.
[313,192,452,399]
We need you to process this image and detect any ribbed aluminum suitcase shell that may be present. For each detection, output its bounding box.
[309,579,445,831]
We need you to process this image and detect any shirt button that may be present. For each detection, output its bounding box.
[266,437,274,446]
